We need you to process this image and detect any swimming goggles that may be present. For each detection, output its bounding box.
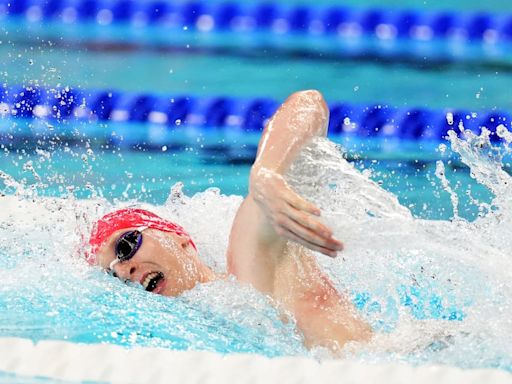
[108,226,148,272]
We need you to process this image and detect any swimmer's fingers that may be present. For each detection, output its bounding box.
[283,190,321,216]
[278,226,340,258]
[276,214,343,256]
[284,203,333,239]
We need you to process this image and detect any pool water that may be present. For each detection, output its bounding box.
[2,35,510,112]
[0,121,499,221]
[1,128,511,372]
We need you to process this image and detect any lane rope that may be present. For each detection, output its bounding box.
[2,1,512,64]
[0,85,509,142]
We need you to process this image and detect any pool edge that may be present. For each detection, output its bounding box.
[0,337,510,384]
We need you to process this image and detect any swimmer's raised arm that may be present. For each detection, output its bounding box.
[227,90,372,350]
[249,90,343,257]
[228,90,341,292]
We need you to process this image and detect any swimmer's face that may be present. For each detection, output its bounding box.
[96,228,215,297]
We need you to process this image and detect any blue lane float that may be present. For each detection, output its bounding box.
[2,1,512,65]
[0,86,510,143]
[2,0,512,43]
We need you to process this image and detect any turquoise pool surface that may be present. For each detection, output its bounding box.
[2,43,510,111]
[1,130,510,372]
[0,125,499,221]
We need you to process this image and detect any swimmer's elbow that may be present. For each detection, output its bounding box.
[289,89,327,111]
[287,90,329,136]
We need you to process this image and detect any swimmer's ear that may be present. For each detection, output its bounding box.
[174,233,191,249]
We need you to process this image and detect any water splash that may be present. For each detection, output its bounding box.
[447,126,512,228]
[0,126,511,369]
[286,128,511,369]
[434,160,459,219]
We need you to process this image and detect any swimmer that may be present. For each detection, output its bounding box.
[88,90,372,351]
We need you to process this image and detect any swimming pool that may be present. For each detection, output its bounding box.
[1,0,512,382]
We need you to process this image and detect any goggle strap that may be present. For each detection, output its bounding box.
[109,258,120,271]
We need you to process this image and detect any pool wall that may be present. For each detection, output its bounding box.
[1,337,511,383]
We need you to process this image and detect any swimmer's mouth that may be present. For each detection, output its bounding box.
[142,272,164,292]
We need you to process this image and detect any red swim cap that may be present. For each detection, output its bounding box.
[87,208,196,265]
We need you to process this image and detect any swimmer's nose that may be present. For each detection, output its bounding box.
[112,262,137,282]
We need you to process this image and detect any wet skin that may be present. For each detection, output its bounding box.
[96,228,216,297]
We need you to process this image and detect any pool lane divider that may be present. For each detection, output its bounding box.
[0,85,510,143]
[3,1,512,65]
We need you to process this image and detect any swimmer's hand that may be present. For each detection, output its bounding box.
[250,167,343,257]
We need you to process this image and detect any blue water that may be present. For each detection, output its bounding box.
[0,272,305,355]
[0,371,70,383]
[2,128,511,372]
[2,29,510,112]
[0,122,497,221]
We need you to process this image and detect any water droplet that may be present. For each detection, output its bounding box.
[446,112,454,126]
